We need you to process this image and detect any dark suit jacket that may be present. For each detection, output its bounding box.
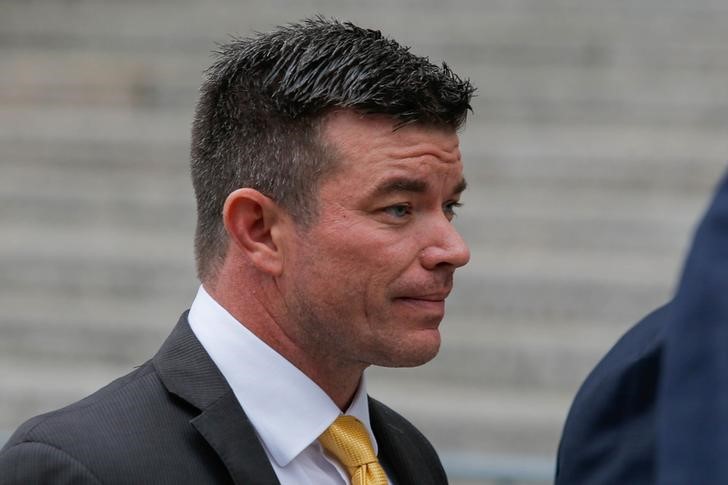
[0,314,448,484]
[554,303,669,484]
[556,169,728,484]
[656,168,728,485]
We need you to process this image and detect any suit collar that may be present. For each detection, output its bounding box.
[369,398,446,485]
[153,313,280,485]
[370,399,415,485]
[153,313,440,485]
[187,286,376,467]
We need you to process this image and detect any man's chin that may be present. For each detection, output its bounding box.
[376,329,442,368]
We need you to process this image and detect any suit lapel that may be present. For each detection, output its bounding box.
[369,398,442,485]
[191,392,279,485]
[153,313,280,485]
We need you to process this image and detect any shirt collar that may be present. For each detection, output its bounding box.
[187,285,377,467]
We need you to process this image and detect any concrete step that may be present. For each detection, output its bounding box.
[0,277,654,396]
[6,111,725,192]
[0,349,574,457]
[450,270,672,328]
[466,122,728,169]
[6,46,728,117]
[367,371,572,456]
[0,106,190,144]
[4,136,723,199]
[4,0,728,473]
[0,245,675,327]
[0,354,145,430]
[457,185,708,253]
[0,187,700,252]
[467,66,728,123]
[0,48,201,109]
[6,1,728,54]
[0,255,194,300]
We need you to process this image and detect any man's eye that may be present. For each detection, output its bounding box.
[444,201,462,219]
[383,204,411,218]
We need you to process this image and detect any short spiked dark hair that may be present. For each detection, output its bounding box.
[191,17,475,281]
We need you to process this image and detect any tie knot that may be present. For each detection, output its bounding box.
[319,415,377,467]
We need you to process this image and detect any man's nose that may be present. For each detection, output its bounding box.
[420,217,470,270]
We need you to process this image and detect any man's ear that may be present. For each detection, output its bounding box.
[223,188,288,276]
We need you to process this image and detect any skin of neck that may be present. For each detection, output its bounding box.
[203,251,365,411]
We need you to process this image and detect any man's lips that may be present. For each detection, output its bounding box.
[393,291,451,314]
[394,290,451,302]
[397,296,446,303]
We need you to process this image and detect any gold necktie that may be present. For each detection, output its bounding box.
[319,415,388,485]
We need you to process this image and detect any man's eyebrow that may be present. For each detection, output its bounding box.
[453,178,467,195]
[371,177,429,197]
[370,177,468,198]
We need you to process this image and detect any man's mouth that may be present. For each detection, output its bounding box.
[396,289,451,302]
[393,291,450,315]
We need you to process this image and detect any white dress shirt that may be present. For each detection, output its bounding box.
[187,285,390,485]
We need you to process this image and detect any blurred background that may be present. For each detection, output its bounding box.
[3,1,728,483]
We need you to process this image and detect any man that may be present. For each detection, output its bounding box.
[0,18,474,485]
[555,170,728,484]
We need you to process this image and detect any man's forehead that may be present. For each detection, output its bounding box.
[321,110,461,158]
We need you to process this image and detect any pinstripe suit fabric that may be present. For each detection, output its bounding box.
[0,314,447,485]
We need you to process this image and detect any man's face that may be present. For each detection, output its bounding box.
[279,111,470,370]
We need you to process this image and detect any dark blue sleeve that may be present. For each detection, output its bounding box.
[658,168,728,485]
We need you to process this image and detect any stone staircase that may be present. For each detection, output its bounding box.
[3,1,728,482]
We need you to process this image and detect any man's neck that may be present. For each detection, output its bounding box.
[204,281,365,410]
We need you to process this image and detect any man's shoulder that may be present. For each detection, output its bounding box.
[0,332,224,485]
[555,303,671,484]
[3,360,162,449]
[1,360,178,459]
[572,302,669,404]
[0,360,174,483]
